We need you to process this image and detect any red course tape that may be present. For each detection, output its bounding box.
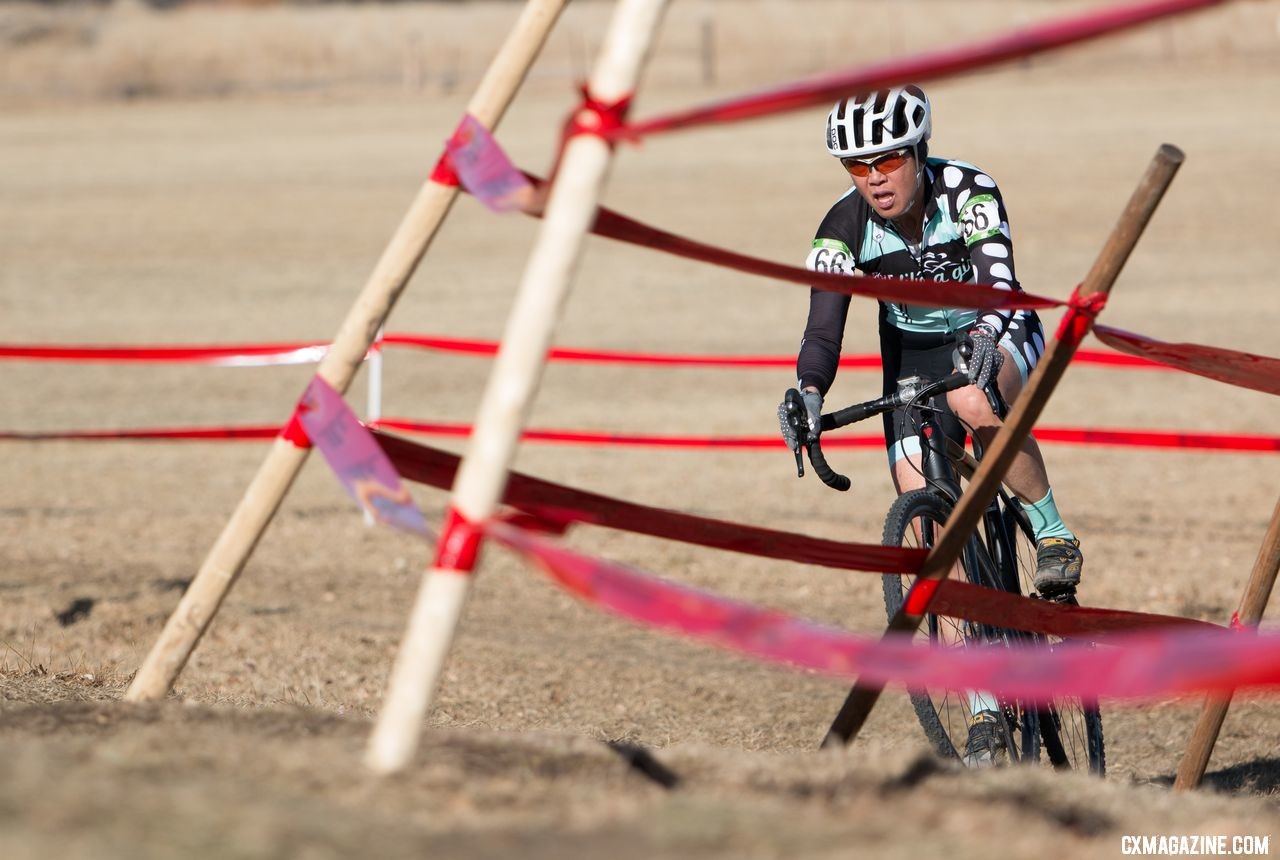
[1094,325,1280,397]
[435,507,485,572]
[0,334,1167,372]
[373,419,1280,455]
[5,419,1279,454]
[616,0,1225,140]
[0,342,329,365]
[374,432,925,575]
[514,171,1061,313]
[372,433,1211,640]
[487,521,1278,702]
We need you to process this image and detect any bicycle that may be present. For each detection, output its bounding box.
[782,353,1105,774]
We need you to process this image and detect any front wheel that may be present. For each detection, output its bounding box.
[880,489,1037,764]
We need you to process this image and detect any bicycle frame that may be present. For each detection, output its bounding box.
[788,369,1103,772]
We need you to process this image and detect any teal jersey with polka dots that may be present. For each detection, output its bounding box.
[797,157,1039,394]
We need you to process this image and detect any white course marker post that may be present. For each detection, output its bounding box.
[367,326,385,427]
[124,0,569,703]
[363,327,385,527]
[364,0,671,774]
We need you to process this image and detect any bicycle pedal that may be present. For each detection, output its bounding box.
[1034,586,1079,606]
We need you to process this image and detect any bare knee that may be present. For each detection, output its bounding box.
[947,385,998,432]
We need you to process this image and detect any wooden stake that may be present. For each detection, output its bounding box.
[1174,494,1280,790]
[822,144,1185,748]
[363,0,671,775]
[124,0,569,703]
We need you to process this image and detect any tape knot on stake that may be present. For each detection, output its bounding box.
[902,577,941,617]
[429,152,462,188]
[434,507,485,572]
[279,403,313,449]
[1054,283,1109,344]
[565,85,635,145]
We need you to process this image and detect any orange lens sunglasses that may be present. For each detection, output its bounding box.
[841,148,912,178]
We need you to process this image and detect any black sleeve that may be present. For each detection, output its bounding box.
[796,287,851,395]
[795,199,860,395]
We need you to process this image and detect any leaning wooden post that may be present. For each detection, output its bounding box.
[1174,494,1280,790]
[822,144,1186,747]
[363,0,671,775]
[123,0,569,703]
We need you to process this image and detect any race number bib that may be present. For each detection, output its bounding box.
[959,194,1002,246]
[807,238,854,274]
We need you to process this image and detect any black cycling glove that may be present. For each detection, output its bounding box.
[778,388,823,452]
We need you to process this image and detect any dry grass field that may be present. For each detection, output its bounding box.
[2,1,1280,857]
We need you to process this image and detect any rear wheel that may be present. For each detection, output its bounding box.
[881,489,1037,764]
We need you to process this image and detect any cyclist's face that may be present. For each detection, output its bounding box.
[848,149,920,221]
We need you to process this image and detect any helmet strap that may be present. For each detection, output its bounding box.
[890,145,928,238]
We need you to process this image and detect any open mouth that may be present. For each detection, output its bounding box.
[872,190,896,210]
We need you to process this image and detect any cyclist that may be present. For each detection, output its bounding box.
[778,85,1083,766]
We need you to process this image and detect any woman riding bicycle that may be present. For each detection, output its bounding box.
[778,85,1085,765]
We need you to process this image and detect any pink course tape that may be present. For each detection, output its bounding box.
[443,114,537,213]
[488,521,1280,702]
[293,377,432,537]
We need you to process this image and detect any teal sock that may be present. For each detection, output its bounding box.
[1025,488,1075,543]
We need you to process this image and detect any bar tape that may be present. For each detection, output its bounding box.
[615,0,1225,140]
[0,335,1168,372]
[486,521,1278,703]
[373,432,1214,641]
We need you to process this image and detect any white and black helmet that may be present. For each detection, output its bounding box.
[825,86,931,159]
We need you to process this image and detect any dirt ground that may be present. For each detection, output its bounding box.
[2,1,1280,857]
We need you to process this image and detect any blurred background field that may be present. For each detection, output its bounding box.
[3,0,1279,103]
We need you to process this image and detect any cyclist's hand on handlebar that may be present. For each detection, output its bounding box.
[778,387,823,452]
[962,324,1004,390]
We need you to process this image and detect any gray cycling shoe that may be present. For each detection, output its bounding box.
[1034,538,1084,595]
[963,710,1008,768]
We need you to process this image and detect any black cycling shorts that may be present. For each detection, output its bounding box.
[878,311,1045,465]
